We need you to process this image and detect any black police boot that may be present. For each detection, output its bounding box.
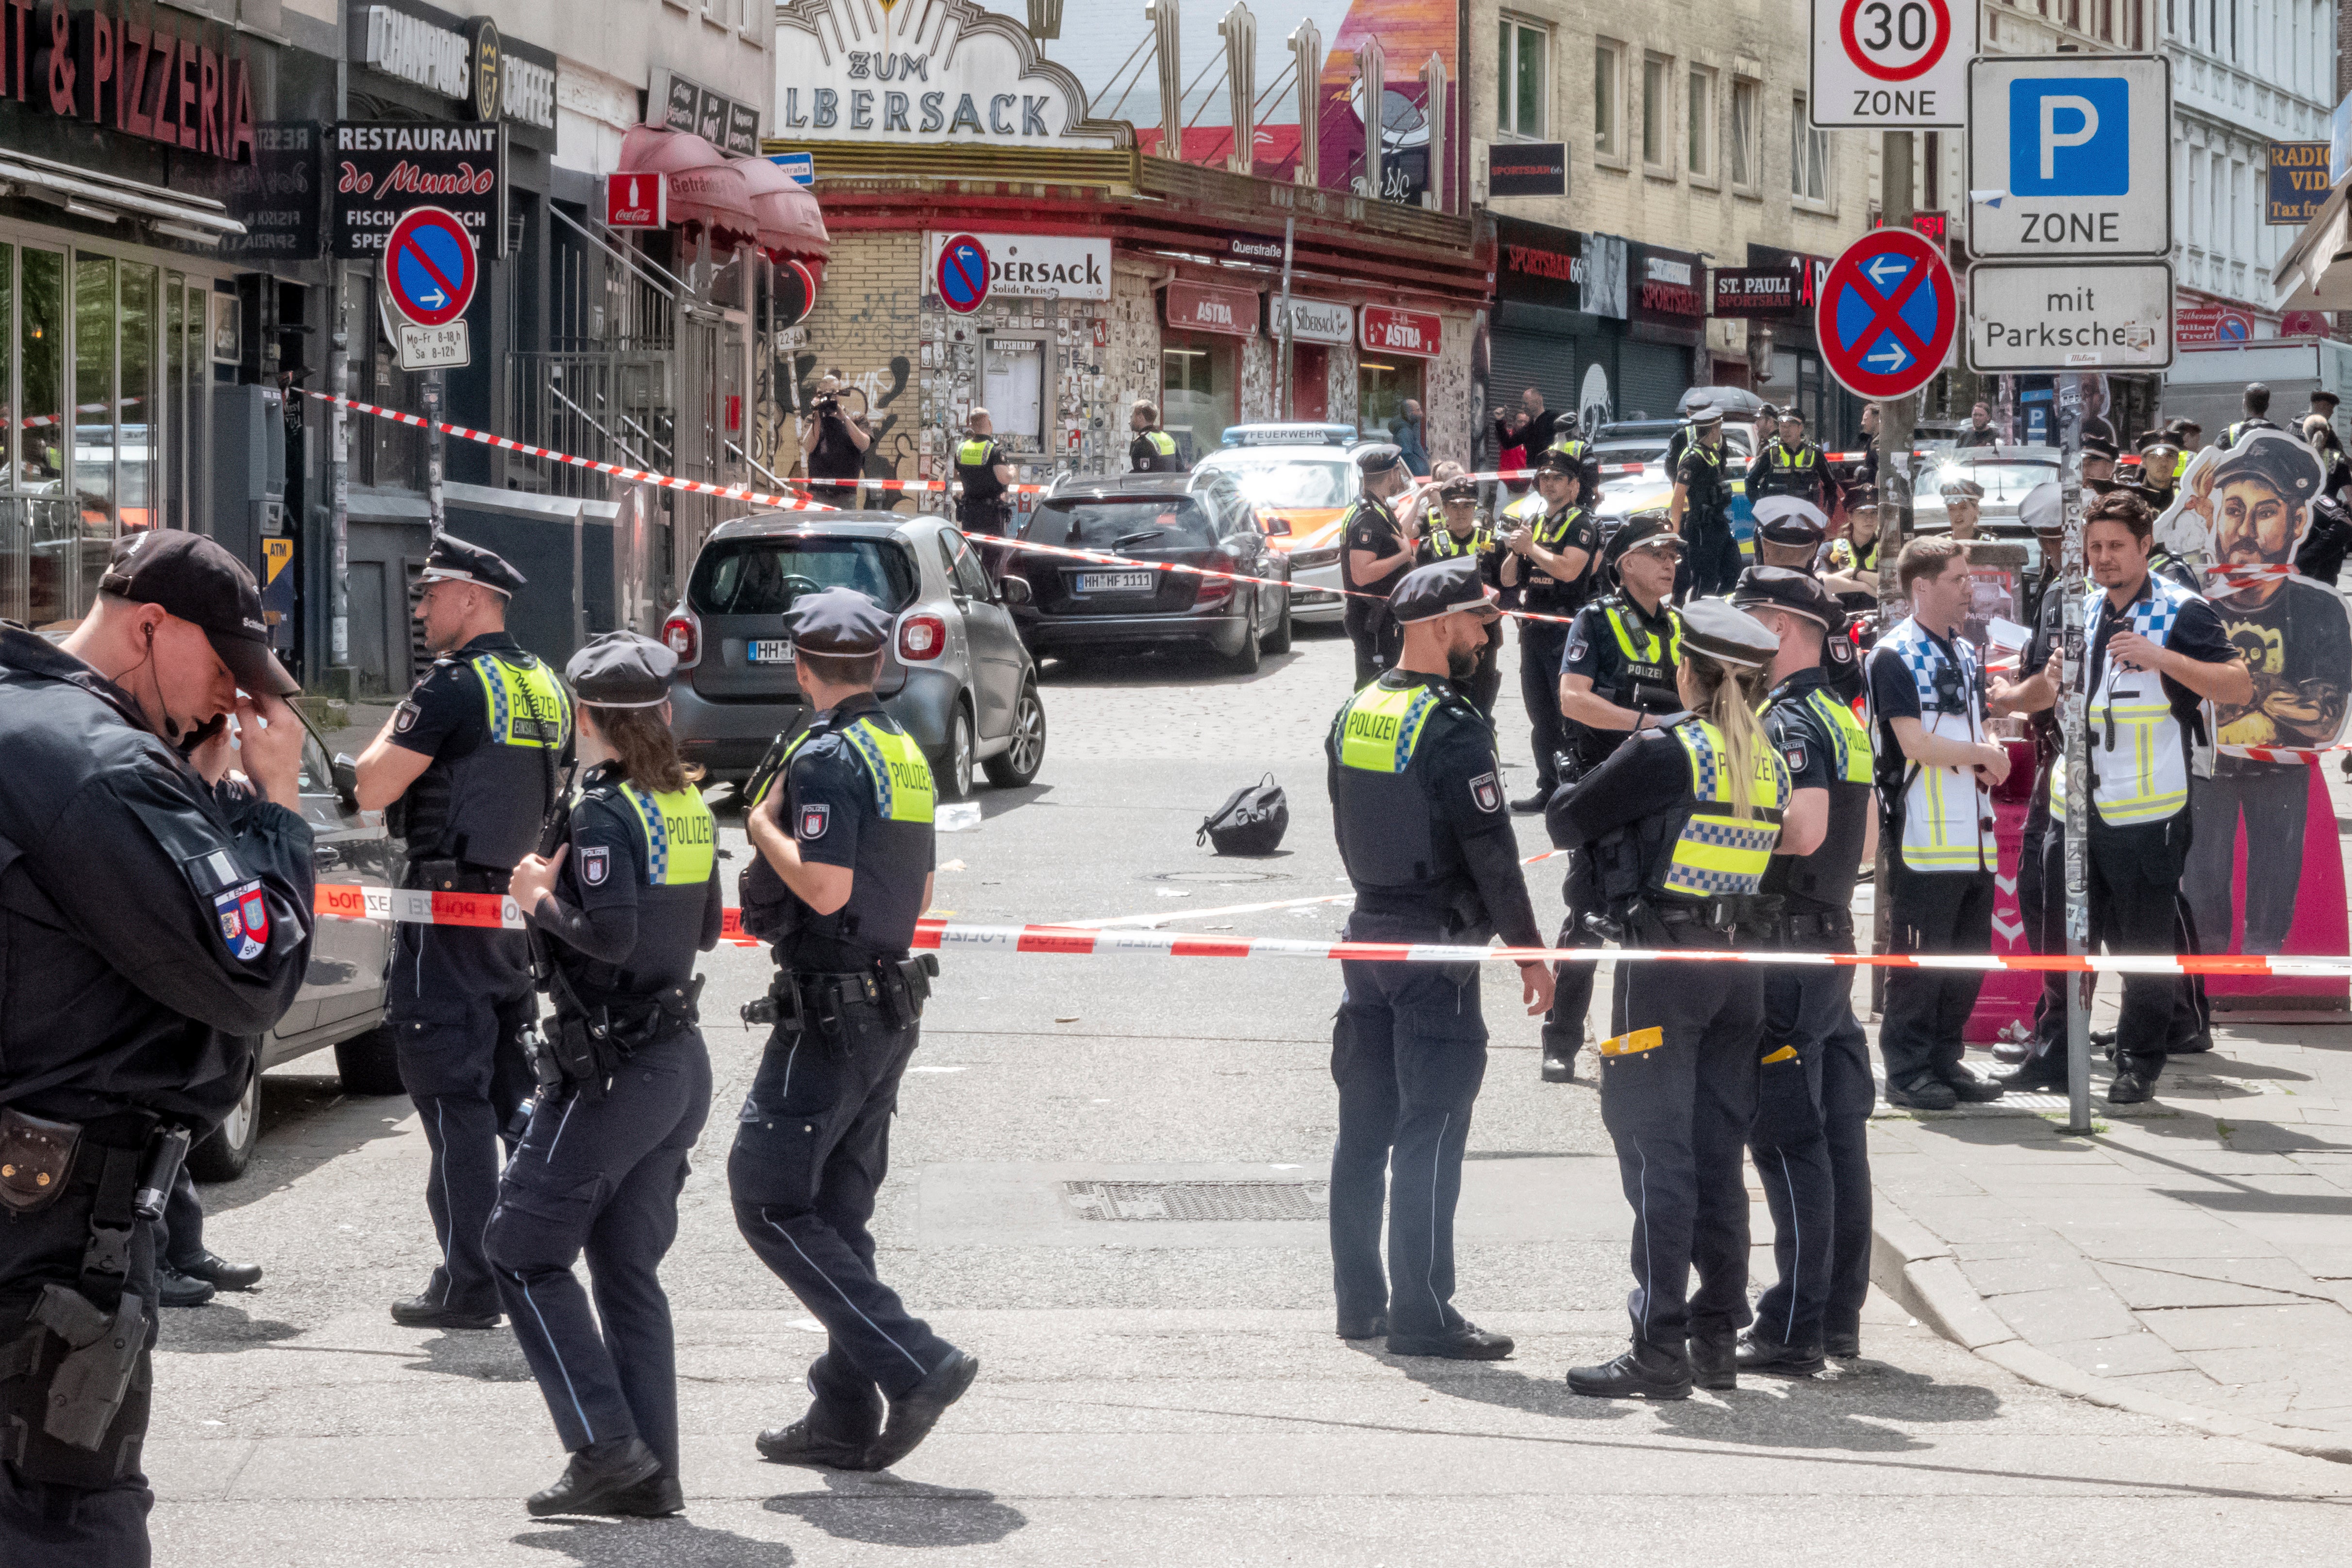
[866,1350,982,1470]
[181,1251,263,1292]
[1336,1312,1389,1340]
[604,1472,685,1518]
[1689,1332,1737,1391]
[2107,1064,2161,1106]
[1540,1048,1577,1084]
[756,1416,877,1470]
[1567,1340,1693,1401]
[1822,1328,1863,1359]
[1935,1063,2006,1103]
[1736,1330,1827,1377]
[525,1435,664,1518]
[1883,1076,1958,1111]
[1996,1055,2068,1092]
[390,1293,501,1331]
[1386,1321,1514,1360]
[156,1266,217,1308]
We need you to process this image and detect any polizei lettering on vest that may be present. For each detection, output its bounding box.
[1346,711,1401,743]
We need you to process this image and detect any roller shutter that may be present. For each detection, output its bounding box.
[1617,341,1692,422]
[1489,329,1579,426]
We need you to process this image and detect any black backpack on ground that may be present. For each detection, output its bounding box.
[1198,774,1288,856]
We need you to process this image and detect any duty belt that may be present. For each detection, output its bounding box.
[743,954,941,1039]
[1778,906,1855,945]
[404,859,512,896]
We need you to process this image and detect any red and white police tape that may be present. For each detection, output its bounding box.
[309,885,2352,975]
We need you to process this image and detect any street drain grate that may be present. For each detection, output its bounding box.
[1061,1179,1329,1221]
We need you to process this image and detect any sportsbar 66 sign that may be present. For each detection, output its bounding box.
[0,0,258,162]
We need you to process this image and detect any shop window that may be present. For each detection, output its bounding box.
[1642,54,1671,173]
[73,255,116,539]
[0,245,11,491]
[21,249,65,491]
[1497,16,1548,139]
[119,265,156,534]
[981,336,1046,450]
[1687,66,1717,182]
[1791,95,1831,203]
[1358,357,1422,442]
[1161,338,1232,466]
[1594,41,1624,164]
[1731,79,1761,192]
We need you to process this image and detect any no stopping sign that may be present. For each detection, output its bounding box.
[1809,0,1972,127]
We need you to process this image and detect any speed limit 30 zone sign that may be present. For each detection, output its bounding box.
[1811,0,1975,129]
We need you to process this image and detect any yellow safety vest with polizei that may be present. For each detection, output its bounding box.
[1425,523,1493,560]
[613,781,718,886]
[1598,598,1684,712]
[472,652,572,750]
[955,439,996,467]
[1660,718,1788,898]
[1145,430,1178,458]
[1802,686,1873,784]
[755,715,937,823]
[1336,682,1443,774]
[2052,575,2205,827]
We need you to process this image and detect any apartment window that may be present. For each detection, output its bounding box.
[1594,41,1624,162]
[1687,66,1716,180]
[1497,17,1548,138]
[1730,78,1760,189]
[1791,95,1830,201]
[1642,53,1670,170]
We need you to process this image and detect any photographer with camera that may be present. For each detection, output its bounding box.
[801,375,872,496]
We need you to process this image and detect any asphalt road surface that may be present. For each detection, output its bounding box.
[152,623,2352,1564]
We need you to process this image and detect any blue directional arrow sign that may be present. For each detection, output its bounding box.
[1817,228,1957,400]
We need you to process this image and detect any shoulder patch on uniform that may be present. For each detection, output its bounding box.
[1828,638,1854,665]
[799,802,831,840]
[580,845,610,886]
[1469,771,1502,813]
[213,879,269,961]
[393,700,420,734]
[1785,744,1807,775]
[1564,634,1587,663]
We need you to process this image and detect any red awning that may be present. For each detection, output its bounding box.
[733,152,830,265]
[615,125,759,252]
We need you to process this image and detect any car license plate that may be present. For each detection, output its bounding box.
[1074,571,1153,593]
[748,639,795,664]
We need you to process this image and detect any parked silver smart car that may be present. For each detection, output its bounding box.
[662,512,1047,796]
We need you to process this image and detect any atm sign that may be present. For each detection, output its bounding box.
[1359,305,1441,359]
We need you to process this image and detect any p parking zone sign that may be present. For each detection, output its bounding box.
[1811,0,1973,129]
[1967,55,2173,259]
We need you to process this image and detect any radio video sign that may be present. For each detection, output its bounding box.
[330,122,506,259]
[2269,141,2330,225]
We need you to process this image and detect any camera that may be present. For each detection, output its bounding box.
[815,395,841,417]
[1931,661,1968,715]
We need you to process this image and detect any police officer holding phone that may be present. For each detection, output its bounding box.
[353,535,575,1331]
[0,530,315,1564]
[734,589,977,1474]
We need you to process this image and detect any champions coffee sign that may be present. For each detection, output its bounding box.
[0,0,257,162]
[331,121,506,259]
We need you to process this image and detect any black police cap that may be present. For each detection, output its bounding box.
[1389,556,1500,624]
[2209,432,2324,505]
[1607,516,1684,563]
[565,630,678,707]
[98,529,300,697]
[785,586,894,656]
[2312,390,2341,408]
[1438,476,1480,503]
[1535,448,1585,478]
[1353,443,1405,478]
[1732,565,1845,634]
[420,534,528,598]
[2082,433,2120,460]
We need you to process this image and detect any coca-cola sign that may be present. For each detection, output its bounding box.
[330,121,507,259]
[1166,280,1259,337]
[1359,304,1442,359]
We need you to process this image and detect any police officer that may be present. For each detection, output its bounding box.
[0,530,315,1563]
[1823,487,1883,597]
[1733,568,1877,1371]
[354,535,574,1330]
[1749,498,1867,707]
[1546,423,1603,495]
[1670,406,1741,600]
[484,632,721,1519]
[1941,476,1986,540]
[733,589,976,1473]
[1340,443,1419,688]
[1326,559,1555,1357]
[1549,599,1790,1399]
[1416,473,1506,716]
[2135,431,2183,511]
[1498,449,1601,809]
[2216,383,2281,450]
[1866,537,2010,1110]
[1541,520,1685,1081]
[1992,491,2248,1104]
[1129,400,1185,472]
[1748,406,1835,511]
[952,408,1017,544]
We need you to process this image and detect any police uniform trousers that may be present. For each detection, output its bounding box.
[1878,862,1996,1090]
[484,1028,712,1474]
[728,986,959,1439]
[1538,847,1604,1069]
[1344,600,1401,689]
[2185,765,2309,956]
[1329,937,1488,1339]
[1750,916,1875,1351]
[1516,619,1572,794]
[389,922,539,1316]
[955,499,1013,578]
[0,1124,164,1568]
[1601,947,1761,1348]
[1676,516,1742,601]
[159,1168,206,1276]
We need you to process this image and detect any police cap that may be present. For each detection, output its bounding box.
[1608,516,1684,563]
[97,529,300,697]
[1535,447,1585,478]
[1732,565,1845,634]
[1686,401,1723,428]
[785,586,894,656]
[1438,475,1480,503]
[1389,556,1501,625]
[1844,484,1881,512]
[1777,406,1807,426]
[1939,477,1985,501]
[419,534,528,598]
[2313,389,2341,409]
[2082,433,2120,461]
[2019,480,2064,534]
[2210,432,2323,504]
[565,630,678,708]
[1353,443,1405,479]
[1753,495,1828,546]
[1678,597,1781,669]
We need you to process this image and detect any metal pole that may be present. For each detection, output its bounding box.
[1871,130,1915,1016]
[330,287,350,671]
[2059,375,2093,1133]
[424,368,446,538]
[1276,216,1295,420]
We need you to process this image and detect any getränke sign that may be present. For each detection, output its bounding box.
[774,0,1119,149]
[0,0,257,162]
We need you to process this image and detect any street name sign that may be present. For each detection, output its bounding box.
[1965,262,2173,371]
[1810,0,1974,129]
[1966,54,2172,259]
[384,206,478,328]
[1816,227,1958,400]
